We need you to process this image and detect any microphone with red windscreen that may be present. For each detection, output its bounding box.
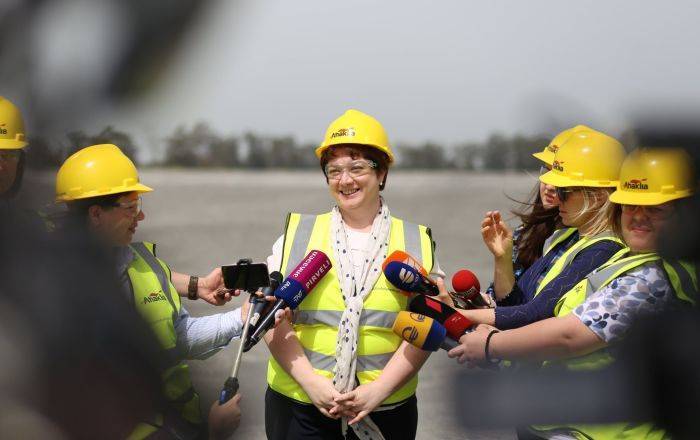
[409,295,475,340]
[451,269,490,309]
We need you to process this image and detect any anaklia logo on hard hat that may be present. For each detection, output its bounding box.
[330,127,356,139]
[553,160,565,172]
[547,144,559,153]
[143,291,167,305]
[623,178,649,190]
[0,123,6,135]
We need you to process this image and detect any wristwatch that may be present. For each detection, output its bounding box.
[188,276,199,300]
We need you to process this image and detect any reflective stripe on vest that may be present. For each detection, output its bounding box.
[535,230,624,297]
[542,227,578,255]
[553,250,659,318]
[268,212,434,405]
[127,242,202,436]
[662,259,698,305]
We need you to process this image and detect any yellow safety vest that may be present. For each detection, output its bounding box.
[531,252,697,440]
[267,212,434,405]
[126,242,202,440]
[535,229,624,297]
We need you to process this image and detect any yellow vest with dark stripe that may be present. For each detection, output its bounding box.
[531,251,696,440]
[126,242,201,440]
[267,212,434,404]
[535,228,624,297]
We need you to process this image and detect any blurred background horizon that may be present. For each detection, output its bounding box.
[4,0,700,167]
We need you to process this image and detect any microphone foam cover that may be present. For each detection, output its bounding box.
[382,250,428,276]
[277,250,332,308]
[452,269,480,295]
[384,261,422,293]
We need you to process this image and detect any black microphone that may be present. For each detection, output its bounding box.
[243,250,332,352]
[248,271,283,332]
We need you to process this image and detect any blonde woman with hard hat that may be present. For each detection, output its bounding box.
[454,130,627,329]
[0,96,28,202]
[54,144,268,439]
[264,109,445,440]
[483,125,596,302]
[449,147,697,439]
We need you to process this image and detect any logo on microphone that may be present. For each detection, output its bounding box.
[399,267,416,285]
[409,313,426,322]
[401,326,419,344]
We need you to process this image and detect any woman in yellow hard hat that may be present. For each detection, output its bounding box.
[0,96,29,202]
[481,125,595,303]
[55,144,254,439]
[455,130,627,330]
[449,147,697,439]
[263,109,444,439]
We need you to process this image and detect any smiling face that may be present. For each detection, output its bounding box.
[87,192,145,246]
[620,203,674,252]
[323,146,387,215]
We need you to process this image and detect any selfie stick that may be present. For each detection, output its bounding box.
[219,259,257,404]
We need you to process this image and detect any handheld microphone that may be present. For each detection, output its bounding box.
[384,261,439,296]
[409,295,474,340]
[382,250,428,276]
[243,250,332,352]
[451,269,489,308]
[248,271,283,329]
[391,311,457,351]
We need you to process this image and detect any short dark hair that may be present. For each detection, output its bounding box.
[319,144,390,190]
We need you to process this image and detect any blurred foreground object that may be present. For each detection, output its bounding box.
[0,193,163,439]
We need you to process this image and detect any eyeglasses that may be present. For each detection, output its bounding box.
[324,159,377,180]
[113,197,142,217]
[555,186,583,202]
[621,204,674,220]
[0,150,21,162]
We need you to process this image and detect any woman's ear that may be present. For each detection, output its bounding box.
[379,170,388,191]
[87,204,102,228]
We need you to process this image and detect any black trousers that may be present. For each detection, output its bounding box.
[265,387,418,440]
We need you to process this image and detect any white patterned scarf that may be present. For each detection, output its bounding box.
[331,199,392,440]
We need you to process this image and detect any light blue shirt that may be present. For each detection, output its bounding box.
[115,246,244,360]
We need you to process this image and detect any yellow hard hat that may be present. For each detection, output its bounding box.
[56,144,153,202]
[315,109,394,163]
[0,96,28,150]
[609,148,696,205]
[533,125,596,166]
[540,130,626,188]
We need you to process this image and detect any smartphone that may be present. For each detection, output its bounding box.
[221,261,270,292]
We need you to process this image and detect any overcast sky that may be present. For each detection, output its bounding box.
[86,0,700,161]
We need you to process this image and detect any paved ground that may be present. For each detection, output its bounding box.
[131,169,535,439]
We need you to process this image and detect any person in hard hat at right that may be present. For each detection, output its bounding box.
[263,109,445,440]
[449,147,697,439]
[452,129,627,330]
[54,143,281,439]
[0,96,29,206]
[481,125,597,305]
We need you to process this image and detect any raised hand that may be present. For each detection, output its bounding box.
[480,211,513,259]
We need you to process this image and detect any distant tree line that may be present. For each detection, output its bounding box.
[24,122,579,171]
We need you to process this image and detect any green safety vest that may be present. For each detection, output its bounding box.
[126,242,202,440]
[267,212,434,405]
[531,251,697,439]
[535,228,624,297]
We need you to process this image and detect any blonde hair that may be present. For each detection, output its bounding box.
[570,187,617,237]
